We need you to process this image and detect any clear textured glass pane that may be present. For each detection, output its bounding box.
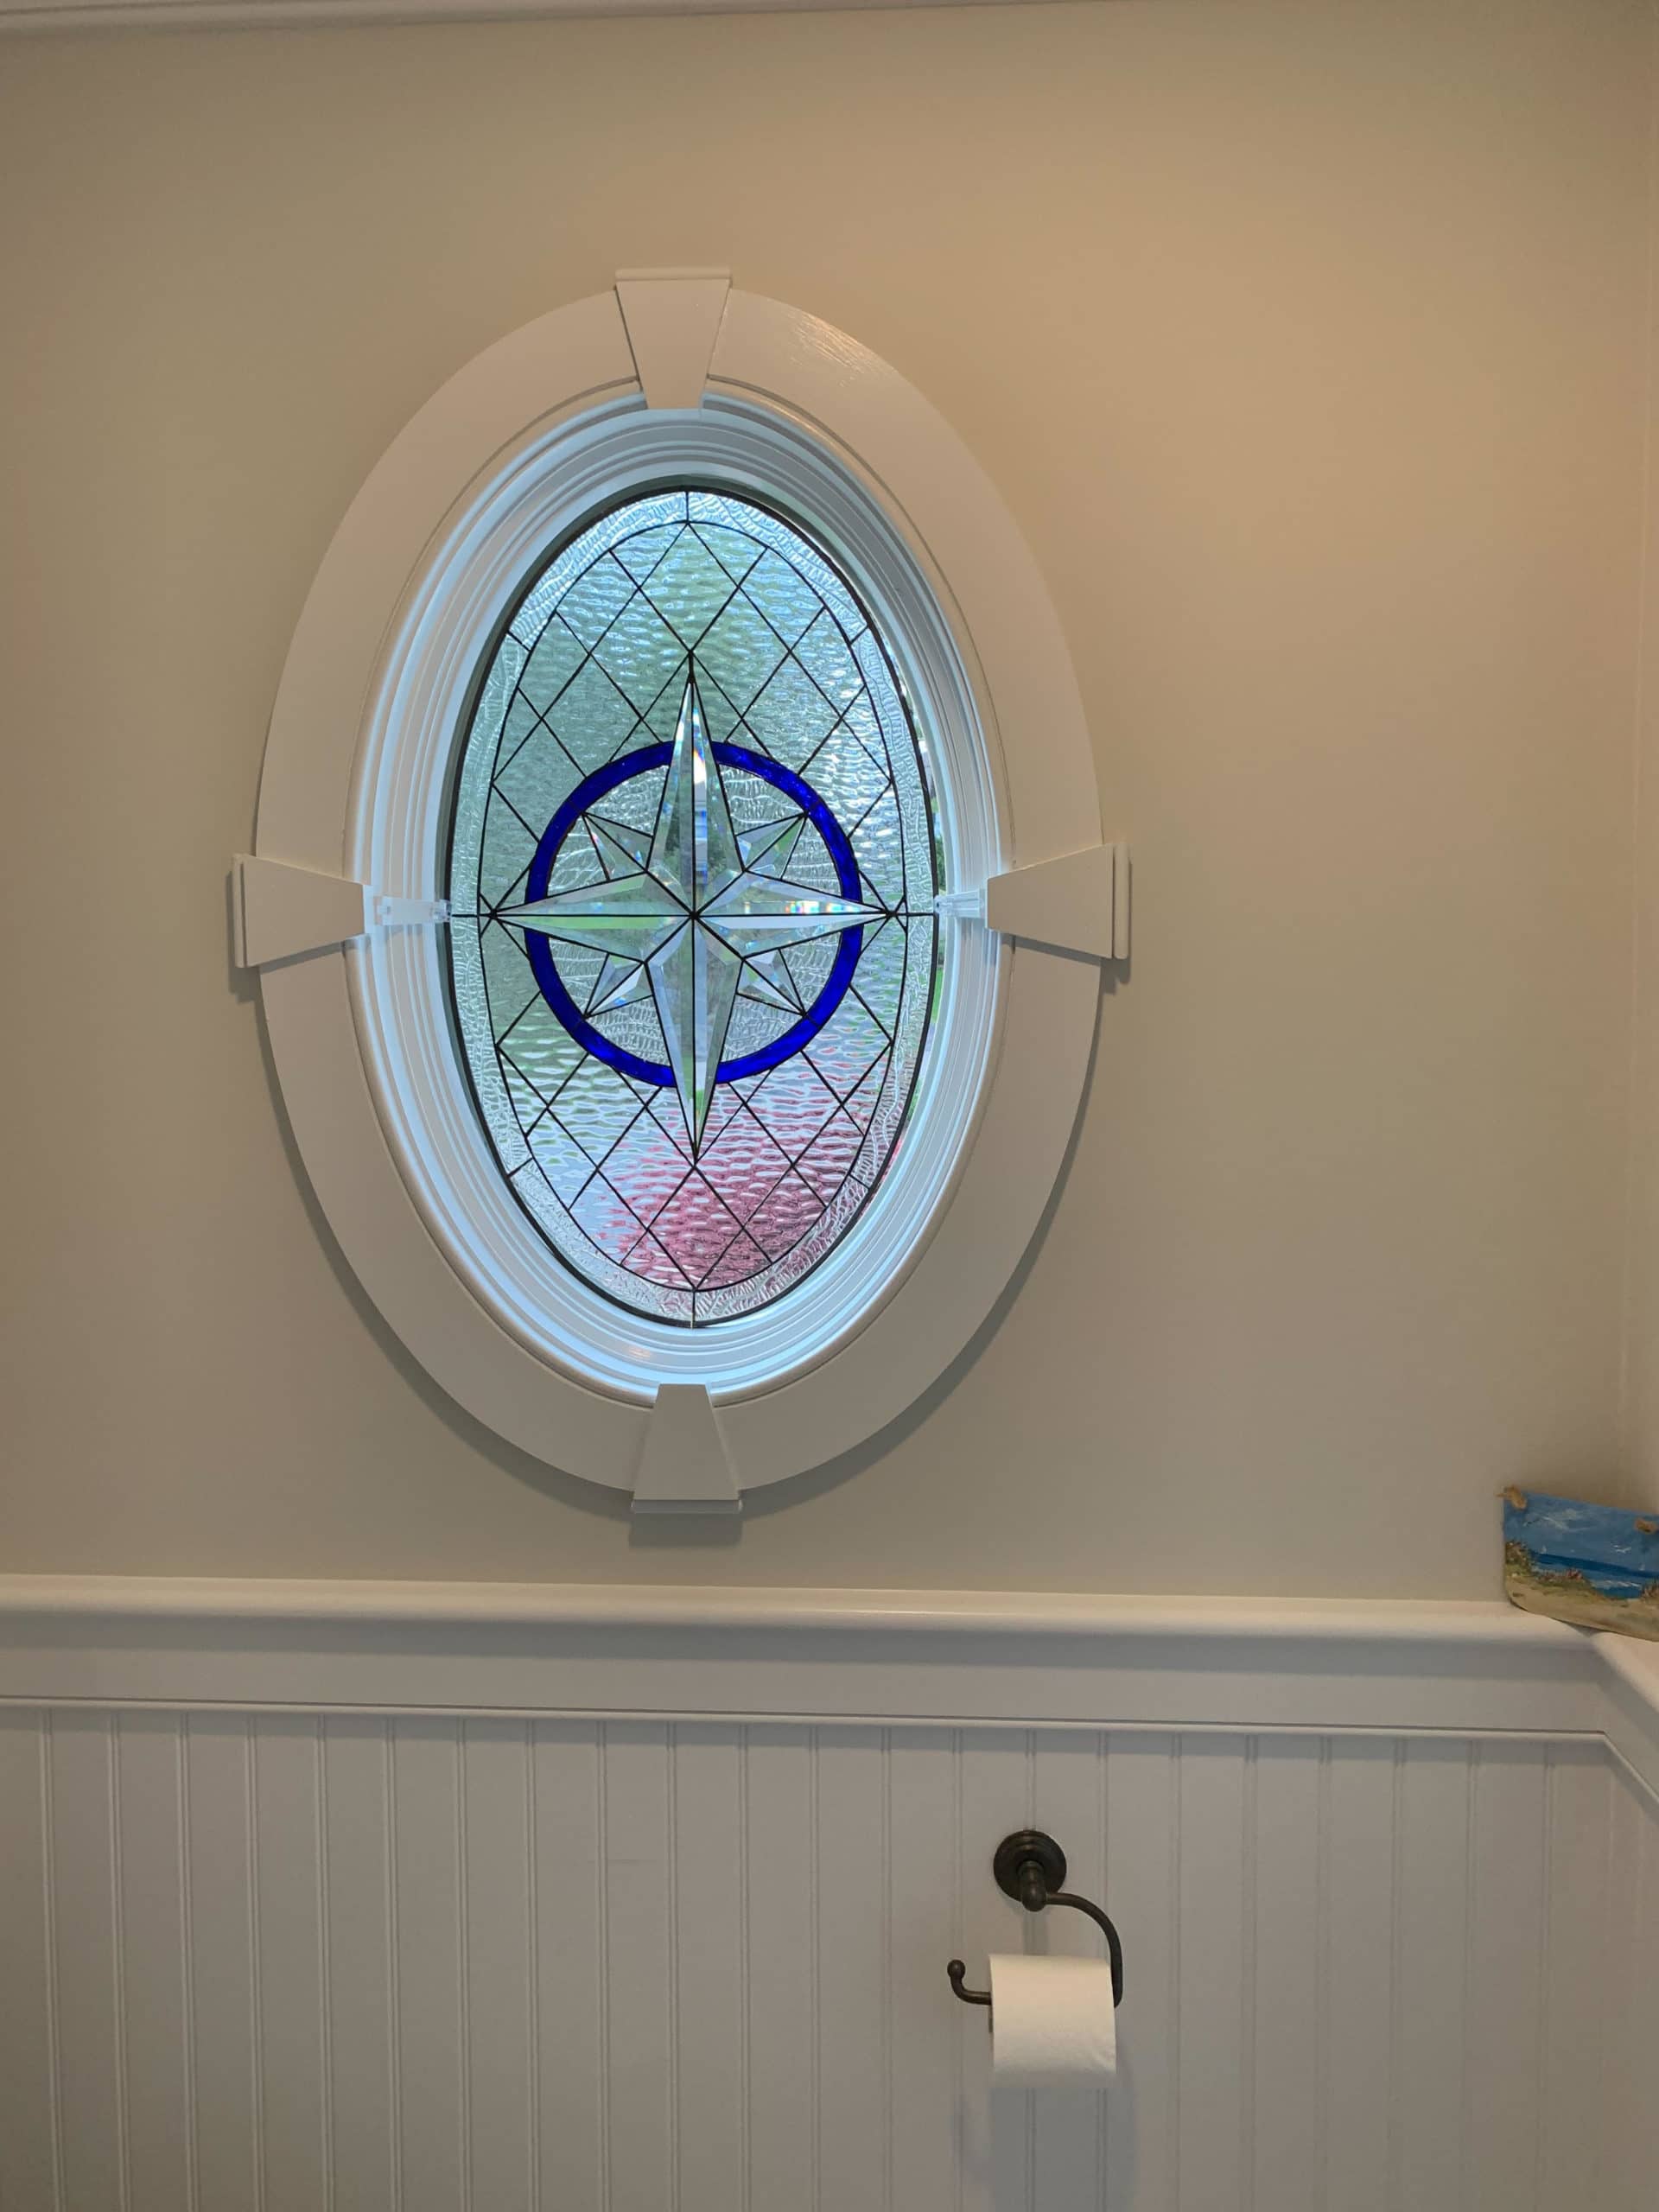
[791,611,864,711]
[542,659,643,775]
[740,550,826,646]
[639,534,740,646]
[478,795,538,909]
[518,619,588,715]
[741,658,839,769]
[591,594,686,715]
[552,557,636,649]
[695,592,788,712]
[446,486,944,1324]
[613,521,685,584]
[798,724,888,830]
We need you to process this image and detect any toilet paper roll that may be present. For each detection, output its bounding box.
[987,1954,1117,2087]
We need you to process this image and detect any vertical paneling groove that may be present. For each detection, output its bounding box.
[1385,1742,1406,2212]
[391,1720,466,2209]
[1533,1748,1555,2209]
[1096,1735,1108,2212]
[524,1725,542,2212]
[319,1718,392,2212]
[816,1730,888,2210]
[887,1727,955,2212]
[51,1713,130,2205]
[43,1716,67,2212]
[1599,1763,1622,2210]
[1470,1747,1548,2210]
[596,1721,613,2212]
[315,1723,335,2212]
[1030,1732,1109,2212]
[1536,1750,1608,2204]
[1459,1748,1479,2212]
[528,1723,604,2209]
[1104,1734,1179,2212]
[673,1725,744,2209]
[1176,1739,1249,2212]
[178,1722,200,2212]
[1250,1739,1319,2207]
[460,1720,532,2212]
[953,1732,964,2212]
[181,1719,258,2212]
[454,1724,473,2212]
[0,1715,60,2211]
[1314,1738,1332,2212]
[1024,1730,1037,2212]
[382,1726,403,2212]
[737,1731,752,2212]
[666,1724,681,2212]
[1394,1740,1473,2208]
[1238,1739,1258,2212]
[1322,1739,1395,2212]
[108,1720,133,2212]
[1598,1770,1640,2212]
[601,1716,619,2212]
[251,1721,330,2211]
[1168,1735,1183,2212]
[956,1728,1030,2212]
[604,1722,677,2210]
[810,1727,822,2212]
[1634,1783,1659,2206]
[742,1727,812,2212]
[1627,1794,1651,2212]
[115,1717,192,2209]
[881,1728,893,2212]
[245,1724,267,2212]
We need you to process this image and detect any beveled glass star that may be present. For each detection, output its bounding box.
[498,676,880,1151]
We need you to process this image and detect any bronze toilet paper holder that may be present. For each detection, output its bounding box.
[946,1828,1125,2012]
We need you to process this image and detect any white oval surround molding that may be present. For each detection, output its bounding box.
[238,271,1126,1510]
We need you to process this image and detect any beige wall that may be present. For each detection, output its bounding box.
[0,0,1648,1592]
[1626,1,1659,1514]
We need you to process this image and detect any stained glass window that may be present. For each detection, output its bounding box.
[447,488,944,1325]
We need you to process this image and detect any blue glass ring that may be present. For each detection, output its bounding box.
[520,741,866,1090]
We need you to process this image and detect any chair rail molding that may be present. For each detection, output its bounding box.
[0,0,1051,33]
[0,1575,1652,1791]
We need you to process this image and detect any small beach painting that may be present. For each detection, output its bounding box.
[1503,1487,1659,1639]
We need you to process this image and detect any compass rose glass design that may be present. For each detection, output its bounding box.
[448,488,944,1325]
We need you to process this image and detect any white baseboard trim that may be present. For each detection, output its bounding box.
[1,1575,1645,1773]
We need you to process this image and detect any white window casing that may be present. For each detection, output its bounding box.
[242,273,1124,1508]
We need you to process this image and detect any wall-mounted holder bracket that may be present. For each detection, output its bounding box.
[985,842,1130,962]
[231,855,448,969]
[947,1827,1125,2012]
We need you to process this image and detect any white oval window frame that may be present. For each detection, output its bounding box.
[249,276,1109,1506]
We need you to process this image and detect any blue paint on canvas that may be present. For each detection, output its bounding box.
[1503,1488,1659,1637]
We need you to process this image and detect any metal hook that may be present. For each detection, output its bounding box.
[946,1958,992,2006]
[946,1829,1124,2013]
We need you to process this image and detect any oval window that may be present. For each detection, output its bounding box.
[447,487,944,1325]
[247,282,1104,1495]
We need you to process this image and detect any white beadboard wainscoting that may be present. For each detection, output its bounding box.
[0,1585,1656,2212]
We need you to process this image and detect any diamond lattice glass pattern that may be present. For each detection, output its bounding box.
[448,489,944,1325]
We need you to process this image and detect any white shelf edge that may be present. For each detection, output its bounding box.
[0,1574,1584,1643]
[0,0,1027,32]
[0,1576,1633,1777]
